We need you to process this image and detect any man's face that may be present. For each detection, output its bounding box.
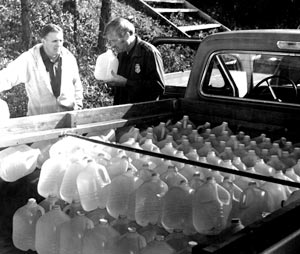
[42,31,64,58]
[106,31,129,53]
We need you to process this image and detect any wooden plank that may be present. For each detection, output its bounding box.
[0,99,176,148]
[144,0,184,3]
[178,23,221,32]
[0,112,76,134]
[0,112,175,148]
[155,7,198,13]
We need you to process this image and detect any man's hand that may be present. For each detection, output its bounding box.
[103,70,127,87]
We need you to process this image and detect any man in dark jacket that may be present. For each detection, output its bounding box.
[96,17,165,105]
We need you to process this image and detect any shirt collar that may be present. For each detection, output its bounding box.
[40,46,61,64]
[127,36,141,57]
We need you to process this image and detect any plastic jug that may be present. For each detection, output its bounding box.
[160,141,177,156]
[12,198,45,251]
[211,121,232,137]
[94,49,119,80]
[106,168,139,219]
[60,156,89,203]
[185,148,199,161]
[260,180,287,213]
[241,149,259,168]
[106,154,129,180]
[161,180,194,233]
[238,182,268,226]
[141,135,159,152]
[220,177,243,225]
[188,129,200,144]
[141,235,176,254]
[38,157,67,199]
[35,205,70,254]
[165,229,189,252]
[197,141,216,157]
[82,218,120,254]
[63,200,85,218]
[254,158,275,177]
[38,195,66,213]
[85,207,114,225]
[137,224,169,244]
[31,139,56,169]
[153,122,169,142]
[232,156,247,171]
[219,159,238,181]
[179,163,198,181]
[192,177,230,235]
[172,150,188,170]
[77,159,111,211]
[189,172,205,190]
[59,211,94,254]
[114,227,147,254]
[135,173,168,227]
[219,147,235,161]
[0,144,40,182]
[118,126,141,144]
[177,241,198,254]
[160,165,188,188]
[177,138,192,155]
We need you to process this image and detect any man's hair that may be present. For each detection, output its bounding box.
[104,17,135,38]
[40,24,63,38]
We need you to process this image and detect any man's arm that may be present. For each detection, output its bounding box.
[0,53,29,92]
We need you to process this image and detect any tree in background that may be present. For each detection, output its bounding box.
[98,0,112,53]
[20,0,32,50]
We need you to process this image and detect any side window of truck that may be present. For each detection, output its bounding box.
[202,53,247,97]
[201,52,300,104]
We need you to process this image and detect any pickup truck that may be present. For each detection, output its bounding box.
[2,30,300,253]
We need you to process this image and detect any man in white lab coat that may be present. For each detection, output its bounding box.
[0,24,83,116]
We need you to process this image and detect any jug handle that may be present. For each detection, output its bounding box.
[37,204,45,216]
[25,149,41,169]
[216,184,231,205]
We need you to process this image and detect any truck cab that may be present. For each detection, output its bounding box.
[156,30,300,143]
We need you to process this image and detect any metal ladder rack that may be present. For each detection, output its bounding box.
[135,0,231,37]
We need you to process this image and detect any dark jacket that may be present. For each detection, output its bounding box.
[113,36,165,105]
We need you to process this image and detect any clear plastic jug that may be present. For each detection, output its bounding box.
[0,144,40,182]
[38,157,67,199]
[77,159,111,211]
[60,156,89,203]
[84,218,120,254]
[135,173,168,227]
[114,227,147,254]
[94,49,119,80]
[141,235,175,254]
[35,205,70,254]
[161,180,194,234]
[192,177,230,235]
[12,198,45,251]
[59,211,94,254]
[106,168,138,219]
[239,182,268,226]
